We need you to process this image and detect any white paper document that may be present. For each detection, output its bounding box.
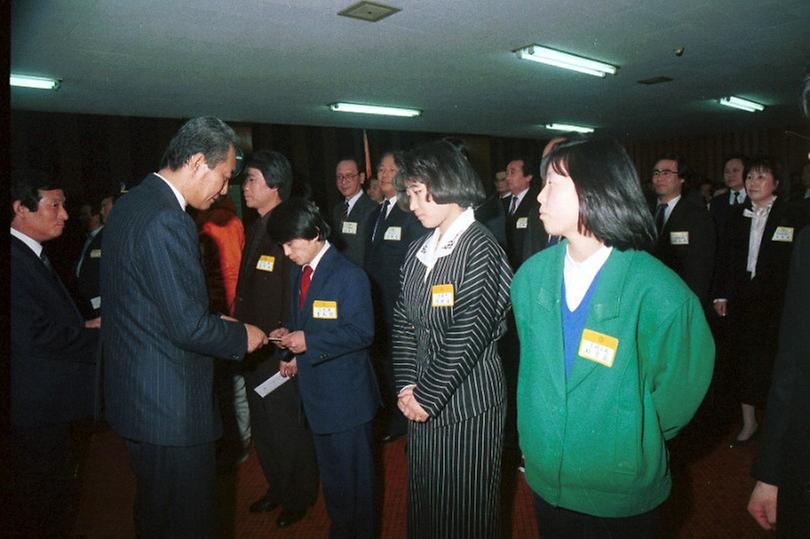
[254,372,290,398]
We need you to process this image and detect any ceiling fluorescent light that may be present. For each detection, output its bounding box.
[10,74,61,90]
[330,102,420,117]
[545,123,594,134]
[516,45,616,78]
[718,96,764,112]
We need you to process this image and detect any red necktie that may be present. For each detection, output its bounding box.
[299,265,313,309]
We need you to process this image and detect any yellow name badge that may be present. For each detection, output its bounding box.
[384,226,402,241]
[342,221,358,235]
[313,300,338,319]
[90,249,102,258]
[772,226,794,242]
[256,255,275,272]
[670,231,689,245]
[431,284,454,307]
[578,329,619,368]
[516,217,528,229]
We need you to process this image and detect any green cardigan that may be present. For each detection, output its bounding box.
[513,244,714,517]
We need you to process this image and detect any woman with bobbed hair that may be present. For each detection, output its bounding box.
[513,138,714,537]
[391,139,512,538]
[713,156,806,446]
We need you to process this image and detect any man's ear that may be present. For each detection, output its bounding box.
[12,200,30,217]
[359,172,366,185]
[188,153,207,173]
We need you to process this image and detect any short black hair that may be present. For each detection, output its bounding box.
[722,154,748,169]
[508,155,537,178]
[397,140,485,208]
[653,152,692,182]
[545,138,656,251]
[245,150,293,201]
[267,197,331,244]
[336,156,361,172]
[745,155,790,196]
[11,169,58,215]
[160,116,239,171]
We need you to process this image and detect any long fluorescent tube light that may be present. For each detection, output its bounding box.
[329,102,421,117]
[718,96,764,112]
[545,123,594,134]
[516,45,617,78]
[10,74,61,90]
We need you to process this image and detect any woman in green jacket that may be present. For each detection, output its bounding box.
[513,138,714,537]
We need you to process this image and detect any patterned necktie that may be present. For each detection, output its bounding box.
[299,265,313,310]
[372,200,390,241]
[655,203,666,234]
[509,195,518,215]
[341,201,349,221]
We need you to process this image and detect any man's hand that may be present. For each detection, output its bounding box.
[279,331,307,355]
[85,317,101,329]
[269,327,290,349]
[279,358,298,378]
[748,481,778,530]
[244,323,268,353]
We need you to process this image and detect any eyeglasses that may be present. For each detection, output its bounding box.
[336,173,359,182]
[652,169,679,178]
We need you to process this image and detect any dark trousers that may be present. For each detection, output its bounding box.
[125,439,217,538]
[313,421,375,539]
[245,367,319,512]
[533,492,659,539]
[777,480,810,538]
[8,423,76,536]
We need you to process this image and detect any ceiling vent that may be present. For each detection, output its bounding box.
[637,76,673,85]
[338,1,401,22]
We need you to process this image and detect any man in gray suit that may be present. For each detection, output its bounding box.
[101,117,268,538]
[330,157,378,266]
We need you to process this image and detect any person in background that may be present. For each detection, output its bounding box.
[514,138,714,537]
[10,169,100,535]
[235,151,318,528]
[392,140,512,537]
[712,156,805,447]
[710,155,748,236]
[366,176,384,203]
[330,157,377,266]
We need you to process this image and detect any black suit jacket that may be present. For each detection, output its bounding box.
[101,174,247,446]
[651,197,716,305]
[330,192,378,267]
[505,186,541,271]
[709,191,745,239]
[364,202,427,333]
[10,235,98,428]
[76,228,103,317]
[753,227,810,486]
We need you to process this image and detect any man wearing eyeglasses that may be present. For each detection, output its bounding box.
[330,157,378,267]
[650,153,717,306]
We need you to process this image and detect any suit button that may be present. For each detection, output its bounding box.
[320,354,327,360]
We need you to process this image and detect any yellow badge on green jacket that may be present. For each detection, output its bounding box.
[578,329,619,367]
[431,284,454,307]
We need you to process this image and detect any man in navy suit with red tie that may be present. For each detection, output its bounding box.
[268,198,379,539]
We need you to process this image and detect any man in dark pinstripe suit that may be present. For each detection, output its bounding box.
[101,117,268,538]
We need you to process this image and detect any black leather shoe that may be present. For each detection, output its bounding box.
[249,495,279,513]
[276,509,306,528]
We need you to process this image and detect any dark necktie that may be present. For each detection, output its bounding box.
[509,195,518,215]
[40,250,54,272]
[654,203,666,234]
[732,191,742,206]
[341,201,349,221]
[299,265,313,310]
[372,200,390,241]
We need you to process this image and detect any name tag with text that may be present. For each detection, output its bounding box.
[578,329,619,368]
[256,255,275,272]
[431,284,454,307]
[313,300,338,319]
[342,221,358,235]
[384,226,402,241]
[670,231,689,245]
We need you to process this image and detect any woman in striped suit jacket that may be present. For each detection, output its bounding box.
[392,140,513,538]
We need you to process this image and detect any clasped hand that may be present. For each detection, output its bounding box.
[269,327,307,356]
[398,386,429,423]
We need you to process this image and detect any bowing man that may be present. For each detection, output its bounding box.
[268,198,380,539]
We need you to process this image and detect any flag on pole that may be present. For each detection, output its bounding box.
[363,129,373,179]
